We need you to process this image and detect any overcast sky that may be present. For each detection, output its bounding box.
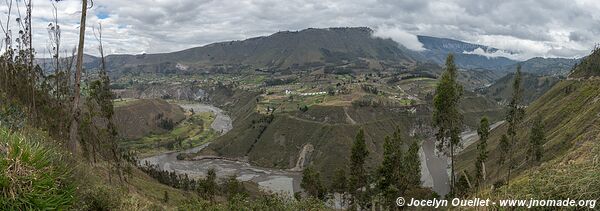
[1,0,599,60]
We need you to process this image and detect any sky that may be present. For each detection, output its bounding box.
[1,0,599,60]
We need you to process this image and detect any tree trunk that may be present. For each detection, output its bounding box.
[69,0,88,154]
[506,137,514,186]
[28,1,35,120]
[507,152,512,187]
[450,143,455,195]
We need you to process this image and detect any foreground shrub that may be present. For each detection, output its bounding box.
[0,128,75,209]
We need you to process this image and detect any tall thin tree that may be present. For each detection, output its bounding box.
[69,0,91,154]
[505,64,524,186]
[348,129,369,208]
[404,140,421,188]
[475,117,490,186]
[528,116,545,162]
[376,134,403,209]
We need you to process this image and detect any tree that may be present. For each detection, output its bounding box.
[222,174,247,200]
[404,140,421,188]
[92,23,124,183]
[301,166,325,200]
[330,168,348,208]
[504,65,524,186]
[376,133,403,209]
[475,117,490,186]
[198,168,217,201]
[69,0,91,155]
[348,129,369,208]
[528,116,545,162]
[432,54,463,194]
[331,168,347,194]
[498,134,510,165]
[163,190,169,203]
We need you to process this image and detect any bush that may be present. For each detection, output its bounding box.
[0,96,26,130]
[299,105,309,112]
[77,185,123,210]
[157,118,175,130]
[0,128,75,210]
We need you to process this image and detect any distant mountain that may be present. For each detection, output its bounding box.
[36,27,582,78]
[570,47,600,78]
[501,57,579,76]
[417,35,581,76]
[478,72,560,105]
[95,27,418,75]
[36,54,101,75]
[417,35,518,71]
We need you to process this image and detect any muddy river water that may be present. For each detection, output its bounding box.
[140,103,301,197]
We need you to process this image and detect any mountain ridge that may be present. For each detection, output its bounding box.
[38,27,581,78]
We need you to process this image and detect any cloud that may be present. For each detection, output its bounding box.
[372,26,424,51]
[462,47,521,60]
[0,0,598,59]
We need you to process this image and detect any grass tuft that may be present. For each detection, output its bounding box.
[0,128,75,210]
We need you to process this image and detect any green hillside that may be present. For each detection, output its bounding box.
[457,78,600,197]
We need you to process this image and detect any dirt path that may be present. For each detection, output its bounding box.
[343,107,357,125]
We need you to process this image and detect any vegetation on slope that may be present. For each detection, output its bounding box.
[494,138,599,205]
[0,128,74,210]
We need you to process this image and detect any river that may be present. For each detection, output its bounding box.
[419,120,505,197]
[140,102,301,197]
